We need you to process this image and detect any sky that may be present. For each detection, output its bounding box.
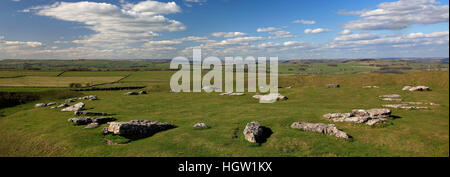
[0,0,448,60]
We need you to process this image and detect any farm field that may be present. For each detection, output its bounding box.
[0,64,448,157]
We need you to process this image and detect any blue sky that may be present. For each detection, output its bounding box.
[0,0,448,59]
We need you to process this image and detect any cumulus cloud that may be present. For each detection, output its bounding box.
[211,32,247,38]
[256,27,279,32]
[339,29,352,35]
[23,1,185,47]
[333,33,379,41]
[342,0,449,30]
[304,28,333,34]
[268,30,294,39]
[292,19,316,24]
[327,31,449,50]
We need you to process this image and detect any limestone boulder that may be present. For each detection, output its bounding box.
[124,92,139,95]
[68,116,115,125]
[34,103,46,108]
[103,120,176,138]
[61,102,85,112]
[291,122,349,139]
[193,123,208,129]
[243,121,264,143]
[327,84,340,88]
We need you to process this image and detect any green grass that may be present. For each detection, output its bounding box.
[0,76,123,87]
[0,70,448,157]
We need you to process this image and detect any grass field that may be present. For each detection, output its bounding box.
[0,76,123,87]
[0,69,448,157]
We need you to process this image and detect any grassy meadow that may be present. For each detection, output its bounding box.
[0,67,448,157]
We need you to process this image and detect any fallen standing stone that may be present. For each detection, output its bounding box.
[103,120,176,139]
[327,84,340,88]
[124,92,139,95]
[68,117,116,125]
[382,98,402,101]
[382,104,428,110]
[74,111,112,116]
[193,123,208,129]
[291,122,349,139]
[403,86,431,91]
[84,123,99,129]
[61,102,85,112]
[323,108,391,126]
[34,103,46,108]
[379,94,401,98]
[46,102,58,106]
[57,103,69,108]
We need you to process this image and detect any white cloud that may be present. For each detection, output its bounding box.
[24,1,185,47]
[304,28,333,34]
[256,27,279,32]
[268,30,294,39]
[333,33,379,41]
[211,32,247,38]
[342,0,449,30]
[339,29,352,35]
[292,19,316,24]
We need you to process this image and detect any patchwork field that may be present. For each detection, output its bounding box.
[0,69,448,157]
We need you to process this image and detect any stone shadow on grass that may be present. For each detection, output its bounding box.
[255,126,273,144]
[390,115,402,119]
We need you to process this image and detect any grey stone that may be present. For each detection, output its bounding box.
[324,108,391,126]
[258,93,288,103]
[403,85,431,91]
[74,111,112,116]
[323,113,352,119]
[243,121,263,143]
[65,98,77,103]
[56,103,69,108]
[220,92,245,96]
[34,103,46,108]
[382,104,428,110]
[103,120,176,138]
[46,102,58,106]
[125,92,139,95]
[68,116,115,125]
[382,98,402,101]
[193,123,208,129]
[379,94,401,98]
[61,102,85,112]
[363,86,379,88]
[327,84,340,88]
[402,86,412,91]
[290,122,349,139]
[84,123,99,129]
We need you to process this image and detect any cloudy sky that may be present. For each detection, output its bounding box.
[0,0,448,59]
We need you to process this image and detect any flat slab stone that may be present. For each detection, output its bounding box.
[103,120,176,139]
[34,103,46,108]
[323,108,391,126]
[84,123,99,129]
[68,116,116,125]
[327,84,340,88]
[61,102,85,112]
[193,123,208,129]
[74,111,112,116]
[379,94,401,98]
[291,122,349,139]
